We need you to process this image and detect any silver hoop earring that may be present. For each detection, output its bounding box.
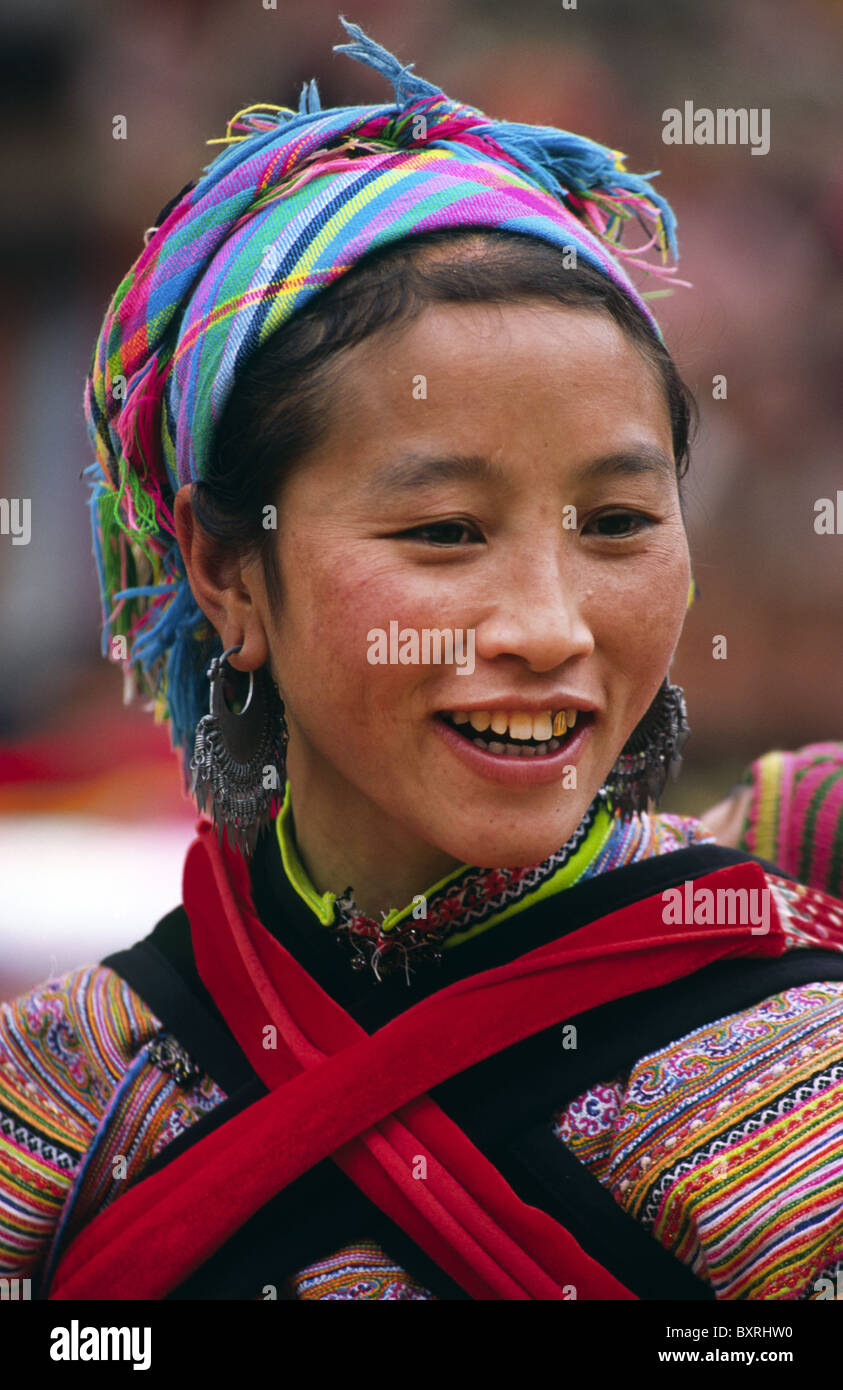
[189,643,289,857]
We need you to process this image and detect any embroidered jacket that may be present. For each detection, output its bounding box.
[2,808,843,1300]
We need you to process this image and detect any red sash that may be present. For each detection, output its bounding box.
[48,820,786,1299]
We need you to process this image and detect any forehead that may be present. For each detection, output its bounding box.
[278,299,676,510]
[332,300,668,444]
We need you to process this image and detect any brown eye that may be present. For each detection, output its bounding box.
[587,512,654,537]
[404,520,479,545]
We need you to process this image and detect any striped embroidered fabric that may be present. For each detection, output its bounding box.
[554,876,843,1300]
[555,979,843,1299]
[282,1239,436,1300]
[2,871,843,1299]
[0,967,224,1282]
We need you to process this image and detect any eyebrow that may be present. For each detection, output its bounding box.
[365,453,503,495]
[365,444,675,496]
[578,445,676,480]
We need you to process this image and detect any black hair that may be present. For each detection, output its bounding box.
[191,227,697,606]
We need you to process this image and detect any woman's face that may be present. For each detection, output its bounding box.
[243,301,690,870]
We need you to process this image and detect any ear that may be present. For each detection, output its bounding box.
[173,484,269,672]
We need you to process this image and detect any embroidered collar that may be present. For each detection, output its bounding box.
[275,785,611,981]
[271,784,714,984]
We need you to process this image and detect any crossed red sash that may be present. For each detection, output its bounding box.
[48,820,786,1300]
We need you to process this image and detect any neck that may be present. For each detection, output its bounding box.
[285,762,462,921]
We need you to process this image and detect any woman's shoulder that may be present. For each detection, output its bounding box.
[649,811,717,851]
[0,963,163,1137]
[0,964,166,1279]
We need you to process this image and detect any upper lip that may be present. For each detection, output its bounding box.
[437,697,600,714]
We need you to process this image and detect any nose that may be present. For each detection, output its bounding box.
[473,548,595,673]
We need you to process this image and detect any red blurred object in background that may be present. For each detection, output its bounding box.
[0,695,195,822]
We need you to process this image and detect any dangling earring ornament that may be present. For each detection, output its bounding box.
[601,678,690,818]
[190,643,289,857]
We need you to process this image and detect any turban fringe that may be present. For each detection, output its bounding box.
[83,17,687,796]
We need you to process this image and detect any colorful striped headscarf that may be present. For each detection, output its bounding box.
[83,17,685,795]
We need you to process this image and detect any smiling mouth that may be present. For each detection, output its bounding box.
[436,708,594,757]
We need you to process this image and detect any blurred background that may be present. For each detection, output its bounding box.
[0,0,841,998]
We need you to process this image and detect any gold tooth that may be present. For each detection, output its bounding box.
[552,710,567,737]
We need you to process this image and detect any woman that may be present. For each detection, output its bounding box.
[2,20,843,1302]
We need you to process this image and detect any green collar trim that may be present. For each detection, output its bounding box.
[274,781,614,947]
[275,782,336,925]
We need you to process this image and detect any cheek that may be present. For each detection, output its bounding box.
[269,546,430,724]
[591,534,690,672]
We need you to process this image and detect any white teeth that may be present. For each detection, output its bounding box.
[490,712,508,735]
[548,737,560,751]
[566,708,578,728]
[535,743,548,755]
[452,711,469,724]
[532,713,553,741]
[469,710,491,732]
[487,741,505,754]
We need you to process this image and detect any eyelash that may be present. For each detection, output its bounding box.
[401,519,480,546]
[399,511,657,546]
[587,510,658,538]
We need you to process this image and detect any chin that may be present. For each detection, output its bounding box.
[433,811,597,872]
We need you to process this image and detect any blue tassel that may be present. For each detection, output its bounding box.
[298,77,322,115]
[120,562,212,778]
[333,16,440,105]
[113,583,173,599]
[128,567,203,674]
